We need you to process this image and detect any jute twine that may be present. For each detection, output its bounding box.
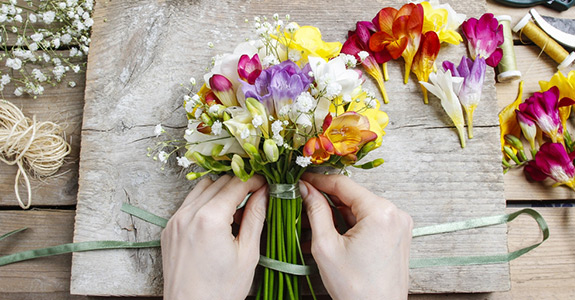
[0,100,71,209]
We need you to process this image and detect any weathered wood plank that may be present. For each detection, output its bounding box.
[71,0,508,296]
[0,62,85,207]
[2,207,572,298]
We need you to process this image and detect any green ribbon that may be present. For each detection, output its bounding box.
[0,204,549,276]
[269,183,301,199]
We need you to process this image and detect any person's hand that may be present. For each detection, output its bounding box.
[299,173,413,300]
[161,175,268,300]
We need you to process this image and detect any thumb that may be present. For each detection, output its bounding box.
[238,185,268,249]
[300,180,338,244]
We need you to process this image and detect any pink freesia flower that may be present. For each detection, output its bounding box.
[237,54,262,84]
[461,13,503,67]
[524,143,575,190]
[209,74,238,107]
[516,86,575,143]
[342,21,391,103]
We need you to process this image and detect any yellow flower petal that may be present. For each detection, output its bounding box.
[499,81,524,154]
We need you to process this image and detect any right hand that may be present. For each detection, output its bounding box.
[299,172,413,300]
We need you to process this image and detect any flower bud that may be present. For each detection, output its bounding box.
[231,154,250,181]
[209,74,238,107]
[243,142,262,162]
[186,170,210,181]
[352,158,385,169]
[263,139,279,162]
[211,144,224,157]
[200,113,213,126]
[504,146,521,165]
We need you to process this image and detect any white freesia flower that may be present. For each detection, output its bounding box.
[185,121,245,156]
[308,56,362,100]
[419,69,466,148]
[204,41,259,91]
[224,109,260,149]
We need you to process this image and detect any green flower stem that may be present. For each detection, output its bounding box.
[276,198,285,300]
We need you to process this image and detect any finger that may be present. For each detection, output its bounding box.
[205,175,266,216]
[299,180,339,244]
[238,185,268,249]
[301,173,382,220]
[179,177,214,210]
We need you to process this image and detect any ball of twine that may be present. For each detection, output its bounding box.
[0,100,71,209]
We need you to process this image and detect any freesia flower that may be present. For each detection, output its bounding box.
[278,24,342,64]
[420,0,465,45]
[241,60,311,117]
[524,142,575,190]
[499,81,523,154]
[323,111,377,162]
[370,3,424,84]
[184,121,245,157]
[204,41,260,90]
[308,55,362,102]
[420,69,466,147]
[516,110,538,152]
[516,86,575,143]
[539,70,575,129]
[209,74,239,107]
[303,134,334,164]
[461,13,503,67]
[344,91,389,147]
[223,109,261,151]
[442,56,486,138]
[412,31,440,104]
[342,21,390,103]
[237,54,262,84]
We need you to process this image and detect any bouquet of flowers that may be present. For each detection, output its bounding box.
[155,14,388,298]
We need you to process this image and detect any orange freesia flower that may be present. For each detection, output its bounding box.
[303,134,334,164]
[324,111,377,157]
[412,31,440,104]
[370,3,424,84]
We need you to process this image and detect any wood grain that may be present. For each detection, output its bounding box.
[2,207,572,299]
[0,65,85,207]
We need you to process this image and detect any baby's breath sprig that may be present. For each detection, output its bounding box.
[0,0,93,98]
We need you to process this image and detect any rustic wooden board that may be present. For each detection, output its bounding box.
[71,0,509,296]
[0,61,86,206]
[4,207,573,299]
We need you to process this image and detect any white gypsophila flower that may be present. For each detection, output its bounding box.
[14,87,23,96]
[358,51,369,62]
[72,65,80,73]
[6,58,22,70]
[67,0,79,6]
[11,26,17,33]
[342,94,352,103]
[68,81,76,87]
[342,54,357,68]
[14,14,22,23]
[273,134,284,147]
[296,156,312,167]
[325,82,342,98]
[252,115,263,127]
[32,69,47,82]
[154,124,164,137]
[31,32,43,42]
[285,22,298,33]
[58,2,66,9]
[184,129,193,136]
[28,43,38,51]
[61,34,72,44]
[42,11,55,24]
[190,77,196,85]
[52,38,60,48]
[29,13,37,23]
[194,107,203,119]
[240,127,250,139]
[52,65,65,80]
[271,120,283,135]
[365,97,377,108]
[212,120,223,136]
[262,55,279,67]
[158,151,169,163]
[294,92,315,113]
[0,15,6,23]
[184,101,195,113]
[176,156,192,168]
[288,49,302,62]
[279,105,291,117]
[52,57,62,65]
[42,53,50,62]
[1,74,10,85]
[69,47,78,57]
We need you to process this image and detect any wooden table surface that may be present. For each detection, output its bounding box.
[1,1,574,299]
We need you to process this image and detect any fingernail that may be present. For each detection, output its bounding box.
[298,181,308,199]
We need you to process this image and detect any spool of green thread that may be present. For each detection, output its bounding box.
[496,15,522,82]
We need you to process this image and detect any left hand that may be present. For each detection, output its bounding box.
[161,175,268,300]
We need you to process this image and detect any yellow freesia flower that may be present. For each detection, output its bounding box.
[343,91,389,148]
[498,81,524,154]
[421,1,464,45]
[277,24,342,63]
[539,70,575,129]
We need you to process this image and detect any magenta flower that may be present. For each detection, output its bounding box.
[209,74,238,107]
[525,143,575,190]
[237,54,262,85]
[516,86,575,143]
[461,13,504,67]
[241,60,311,117]
[516,110,537,151]
[442,56,486,138]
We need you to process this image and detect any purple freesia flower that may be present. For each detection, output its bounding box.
[461,13,504,67]
[525,143,575,190]
[241,60,311,117]
[442,56,486,138]
[516,86,575,143]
